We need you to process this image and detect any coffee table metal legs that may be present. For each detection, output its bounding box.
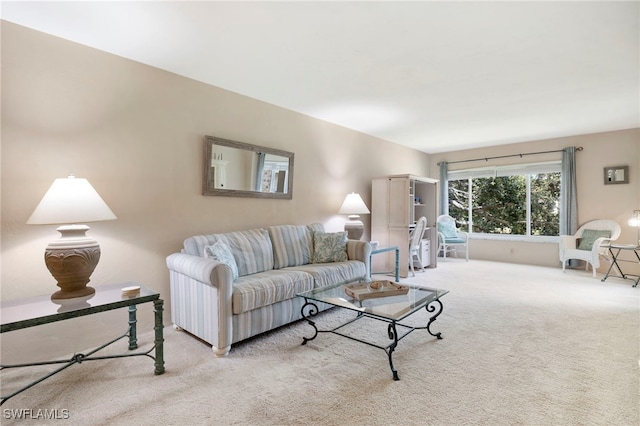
[300,299,319,345]
[386,322,400,380]
[300,298,445,380]
[422,299,444,339]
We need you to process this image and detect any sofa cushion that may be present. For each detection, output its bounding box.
[184,228,274,276]
[268,225,312,269]
[288,261,366,288]
[312,231,348,263]
[224,229,274,276]
[307,223,325,233]
[577,229,611,250]
[204,241,239,279]
[232,270,314,314]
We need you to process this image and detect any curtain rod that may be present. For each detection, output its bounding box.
[437,146,583,166]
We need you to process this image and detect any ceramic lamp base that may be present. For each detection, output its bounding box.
[45,224,100,300]
[344,217,364,240]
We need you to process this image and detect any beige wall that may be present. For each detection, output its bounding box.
[429,129,640,269]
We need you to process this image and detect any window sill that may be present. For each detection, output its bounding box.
[468,234,559,244]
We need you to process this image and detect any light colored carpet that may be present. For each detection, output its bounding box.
[2,260,639,425]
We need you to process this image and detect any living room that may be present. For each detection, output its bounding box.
[1,2,638,424]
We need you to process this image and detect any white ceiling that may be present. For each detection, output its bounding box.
[2,1,639,153]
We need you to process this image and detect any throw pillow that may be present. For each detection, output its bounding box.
[577,229,611,251]
[312,231,348,263]
[204,241,239,279]
[438,221,458,239]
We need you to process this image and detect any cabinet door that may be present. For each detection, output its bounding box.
[388,177,411,227]
[420,239,431,267]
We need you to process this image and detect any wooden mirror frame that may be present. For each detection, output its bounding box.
[203,135,294,199]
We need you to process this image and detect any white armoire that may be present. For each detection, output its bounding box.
[371,175,439,278]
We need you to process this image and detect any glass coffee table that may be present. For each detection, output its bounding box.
[297,281,448,380]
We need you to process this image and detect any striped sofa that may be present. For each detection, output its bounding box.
[166,224,371,356]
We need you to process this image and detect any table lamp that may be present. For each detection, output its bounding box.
[27,175,117,300]
[628,210,640,245]
[338,192,370,240]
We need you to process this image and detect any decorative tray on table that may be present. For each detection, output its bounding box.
[343,281,409,301]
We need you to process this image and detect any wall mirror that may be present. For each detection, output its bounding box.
[203,135,294,199]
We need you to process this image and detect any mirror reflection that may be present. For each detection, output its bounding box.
[203,135,294,199]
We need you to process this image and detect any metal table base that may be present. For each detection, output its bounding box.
[601,244,640,287]
[1,283,165,405]
[300,298,444,381]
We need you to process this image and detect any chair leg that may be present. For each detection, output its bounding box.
[409,255,415,277]
[562,260,566,272]
[410,254,424,275]
[415,254,425,273]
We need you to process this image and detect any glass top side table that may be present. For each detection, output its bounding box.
[369,245,400,282]
[601,244,640,287]
[1,282,165,405]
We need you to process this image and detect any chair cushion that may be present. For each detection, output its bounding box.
[204,241,239,279]
[444,237,466,244]
[577,229,611,250]
[312,231,348,263]
[438,221,458,239]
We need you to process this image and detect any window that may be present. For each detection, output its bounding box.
[447,162,561,237]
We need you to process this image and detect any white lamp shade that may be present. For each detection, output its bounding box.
[338,193,370,215]
[27,176,117,225]
[628,210,640,227]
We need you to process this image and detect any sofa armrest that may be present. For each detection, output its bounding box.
[346,240,372,262]
[166,252,235,356]
[346,240,372,279]
[166,253,234,287]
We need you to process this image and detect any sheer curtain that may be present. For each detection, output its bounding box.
[560,147,578,236]
[439,161,449,216]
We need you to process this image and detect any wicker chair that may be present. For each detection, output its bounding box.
[409,216,427,276]
[437,215,469,261]
[559,219,621,277]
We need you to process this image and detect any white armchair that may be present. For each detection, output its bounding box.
[559,219,621,277]
[437,215,469,261]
